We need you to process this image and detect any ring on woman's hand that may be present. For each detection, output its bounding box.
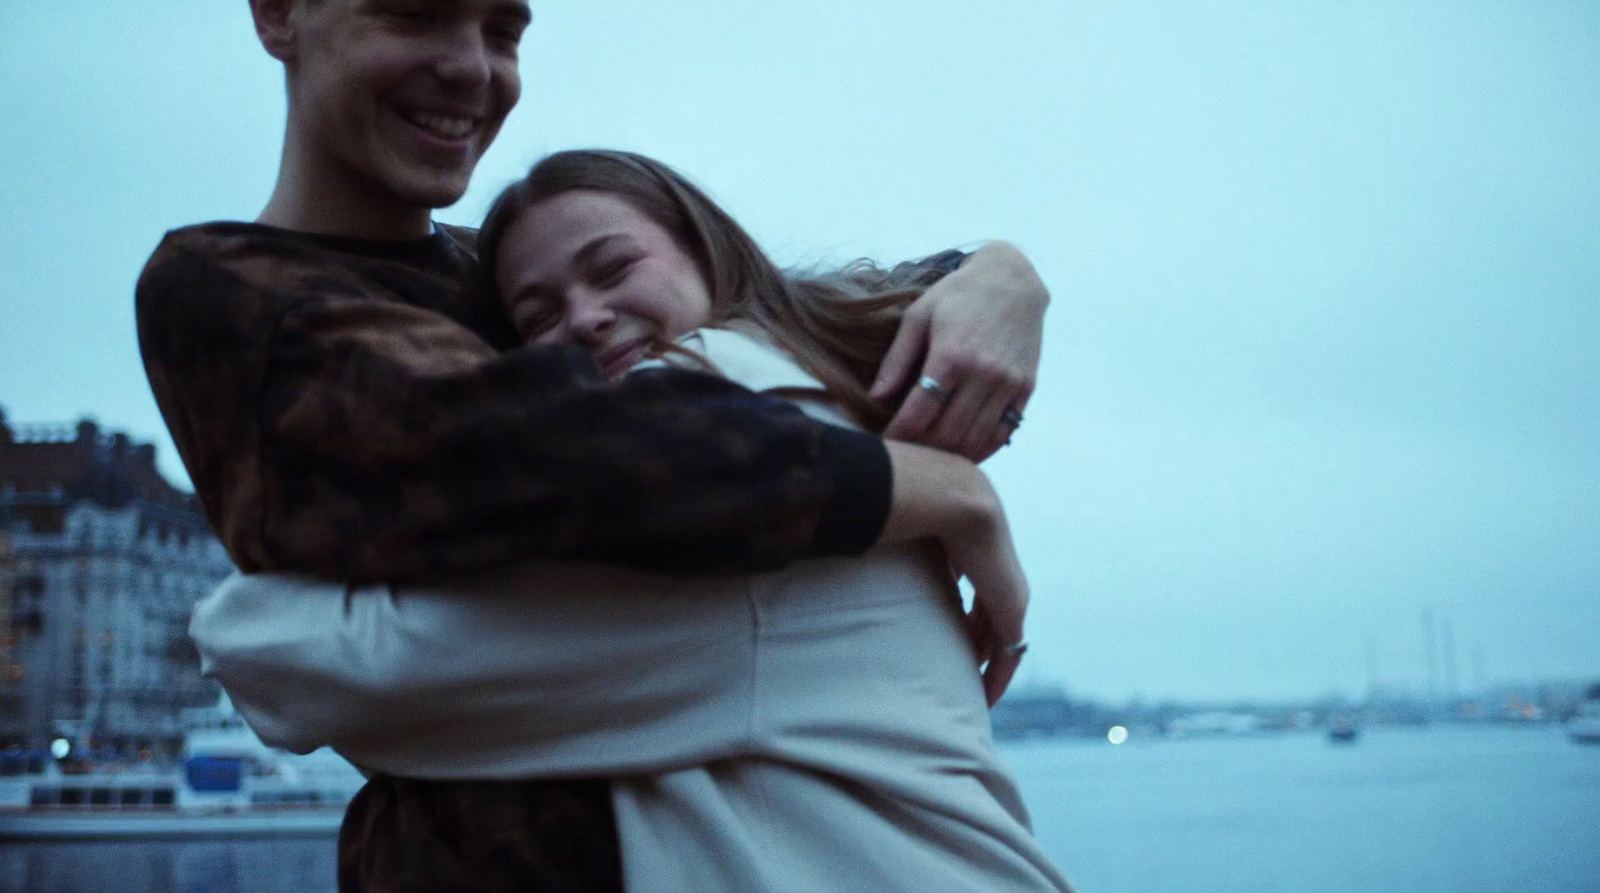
[917,376,951,403]
[1000,407,1024,429]
[1001,640,1028,659]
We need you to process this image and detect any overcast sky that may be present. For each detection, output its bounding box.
[2,1,1596,702]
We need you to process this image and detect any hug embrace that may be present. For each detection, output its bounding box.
[135,1,1071,891]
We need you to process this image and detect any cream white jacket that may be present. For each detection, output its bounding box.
[191,328,1072,892]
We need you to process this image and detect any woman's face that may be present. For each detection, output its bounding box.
[494,190,714,378]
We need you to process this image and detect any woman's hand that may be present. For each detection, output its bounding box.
[945,490,1030,708]
[879,441,1031,707]
[873,242,1049,462]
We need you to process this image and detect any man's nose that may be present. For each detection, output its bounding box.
[432,24,492,93]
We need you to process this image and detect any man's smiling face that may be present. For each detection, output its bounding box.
[286,0,531,209]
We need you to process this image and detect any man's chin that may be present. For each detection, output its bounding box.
[387,166,474,211]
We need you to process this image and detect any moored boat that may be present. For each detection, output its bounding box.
[1328,716,1360,744]
[1568,684,1600,745]
[0,696,363,840]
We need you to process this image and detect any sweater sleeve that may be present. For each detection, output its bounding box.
[137,239,890,582]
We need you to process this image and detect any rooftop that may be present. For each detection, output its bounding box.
[0,405,194,513]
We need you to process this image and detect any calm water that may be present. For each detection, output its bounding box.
[0,837,335,893]
[1012,725,1600,893]
[2,726,1595,892]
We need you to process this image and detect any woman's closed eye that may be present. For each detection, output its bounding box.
[513,299,562,340]
[586,254,639,289]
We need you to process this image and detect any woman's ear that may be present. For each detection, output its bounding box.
[249,0,301,63]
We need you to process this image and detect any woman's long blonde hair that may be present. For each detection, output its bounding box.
[478,150,933,431]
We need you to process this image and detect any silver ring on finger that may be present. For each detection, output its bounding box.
[1000,407,1024,429]
[917,376,951,404]
[1001,640,1028,659]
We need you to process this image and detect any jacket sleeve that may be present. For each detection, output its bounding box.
[138,245,890,582]
[192,569,761,774]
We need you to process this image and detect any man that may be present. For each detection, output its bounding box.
[136,0,1051,889]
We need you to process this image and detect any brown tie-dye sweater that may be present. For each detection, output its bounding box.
[135,222,892,583]
[136,221,958,891]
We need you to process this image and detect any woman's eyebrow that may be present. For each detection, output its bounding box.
[571,234,633,268]
[508,279,557,306]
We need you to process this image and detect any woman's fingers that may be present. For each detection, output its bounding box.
[871,306,931,404]
[966,601,995,667]
[958,388,1019,461]
[981,424,1014,463]
[926,381,988,454]
[884,381,944,442]
[886,355,1036,461]
[881,242,1047,452]
[982,649,1024,707]
[970,600,1025,706]
[927,461,1028,706]
[882,346,952,443]
[966,554,1028,708]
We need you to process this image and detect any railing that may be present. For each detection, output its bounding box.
[7,424,96,446]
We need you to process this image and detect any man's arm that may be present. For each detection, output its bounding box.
[260,300,891,579]
[137,237,888,581]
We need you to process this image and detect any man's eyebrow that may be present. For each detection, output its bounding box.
[365,0,530,23]
[494,1,533,26]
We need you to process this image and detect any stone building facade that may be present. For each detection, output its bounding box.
[0,530,15,707]
[0,408,234,758]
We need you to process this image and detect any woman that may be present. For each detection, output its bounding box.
[194,150,1070,891]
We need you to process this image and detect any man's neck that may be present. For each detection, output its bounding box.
[258,140,435,242]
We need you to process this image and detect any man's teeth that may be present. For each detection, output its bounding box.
[404,111,476,140]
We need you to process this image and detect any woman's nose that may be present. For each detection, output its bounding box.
[567,296,617,344]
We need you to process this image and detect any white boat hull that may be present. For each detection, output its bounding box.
[0,808,345,840]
